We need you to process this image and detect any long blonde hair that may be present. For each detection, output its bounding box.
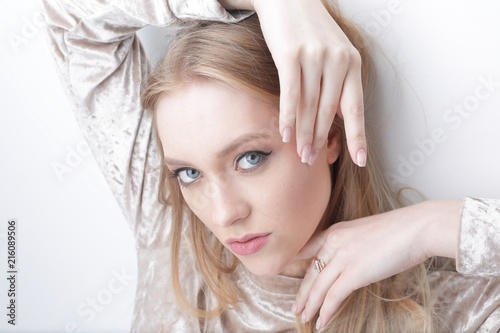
[141,2,435,332]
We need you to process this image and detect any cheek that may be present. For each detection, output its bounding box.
[287,175,330,227]
[180,180,234,232]
[262,156,332,229]
[180,187,212,222]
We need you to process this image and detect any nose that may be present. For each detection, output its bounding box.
[208,181,250,228]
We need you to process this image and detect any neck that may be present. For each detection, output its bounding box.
[279,258,312,278]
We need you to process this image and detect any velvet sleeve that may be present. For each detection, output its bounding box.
[429,197,500,332]
[457,197,500,277]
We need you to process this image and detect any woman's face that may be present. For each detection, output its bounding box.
[156,81,341,276]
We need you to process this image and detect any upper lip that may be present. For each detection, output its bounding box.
[225,233,270,245]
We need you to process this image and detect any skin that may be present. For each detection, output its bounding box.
[156,80,341,277]
[218,0,366,167]
[294,200,462,329]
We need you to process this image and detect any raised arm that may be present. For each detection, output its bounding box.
[42,0,248,248]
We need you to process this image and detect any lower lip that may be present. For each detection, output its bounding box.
[230,235,270,256]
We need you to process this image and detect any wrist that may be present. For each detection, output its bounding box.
[420,200,462,260]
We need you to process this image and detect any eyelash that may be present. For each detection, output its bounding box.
[235,150,272,173]
[169,150,272,187]
[168,168,191,186]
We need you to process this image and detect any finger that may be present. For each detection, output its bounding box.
[310,61,349,160]
[293,231,332,314]
[295,56,323,163]
[301,257,341,324]
[315,274,356,330]
[294,242,335,315]
[276,58,301,144]
[293,259,319,314]
[338,56,367,167]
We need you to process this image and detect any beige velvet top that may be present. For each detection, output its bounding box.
[43,1,500,332]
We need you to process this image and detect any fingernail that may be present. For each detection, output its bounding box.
[356,149,367,167]
[301,144,311,164]
[308,149,320,166]
[291,302,297,313]
[301,311,307,324]
[316,317,323,330]
[282,127,292,143]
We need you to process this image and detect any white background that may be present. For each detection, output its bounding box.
[0,0,499,332]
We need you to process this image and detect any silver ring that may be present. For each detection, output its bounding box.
[313,258,326,273]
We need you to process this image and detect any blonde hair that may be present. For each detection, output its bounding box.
[141,2,435,332]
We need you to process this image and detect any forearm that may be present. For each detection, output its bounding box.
[421,200,462,260]
[43,0,250,42]
[420,197,500,277]
[217,0,255,10]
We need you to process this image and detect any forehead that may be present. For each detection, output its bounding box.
[155,82,279,157]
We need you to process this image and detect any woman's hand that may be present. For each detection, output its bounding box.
[218,0,366,167]
[292,200,461,329]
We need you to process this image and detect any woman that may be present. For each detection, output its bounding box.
[43,0,500,332]
[142,7,438,331]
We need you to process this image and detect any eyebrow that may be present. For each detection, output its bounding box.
[164,132,272,166]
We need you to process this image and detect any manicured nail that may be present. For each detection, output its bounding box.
[282,127,292,143]
[301,311,307,324]
[291,302,297,313]
[301,144,311,164]
[315,317,323,330]
[357,149,367,167]
[308,149,320,166]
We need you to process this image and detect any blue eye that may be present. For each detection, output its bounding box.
[236,151,271,171]
[174,168,201,185]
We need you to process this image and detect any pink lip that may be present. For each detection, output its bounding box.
[226,233,270,256]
